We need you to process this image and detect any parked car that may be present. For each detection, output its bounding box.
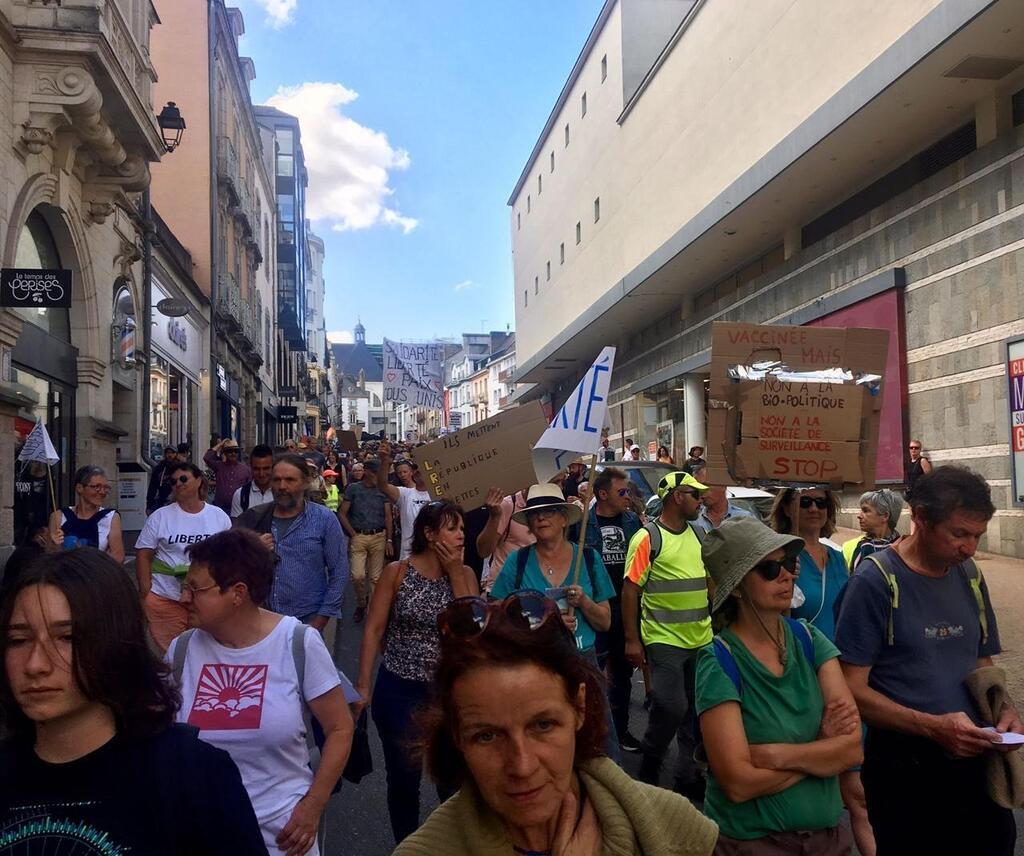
[591,460,773,521]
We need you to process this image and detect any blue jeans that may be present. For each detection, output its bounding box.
[371,666,453,844]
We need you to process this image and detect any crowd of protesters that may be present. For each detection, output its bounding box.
[0,428,1021,856]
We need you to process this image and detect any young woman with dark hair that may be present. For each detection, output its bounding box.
[353,499,478,844]
[395,592,718,855]
[168,529,353,856]
[0,548,267,854]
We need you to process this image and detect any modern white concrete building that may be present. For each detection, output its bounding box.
[510,0,1024,554]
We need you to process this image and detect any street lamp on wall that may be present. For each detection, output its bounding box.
[157,102,187,153]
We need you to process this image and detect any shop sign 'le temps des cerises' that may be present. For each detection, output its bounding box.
[0,268,72,308]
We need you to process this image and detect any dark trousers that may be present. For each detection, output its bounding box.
[862,727,1016,856]
[596,599,635,741]
[639,642,700,786]
[371,666,453,844]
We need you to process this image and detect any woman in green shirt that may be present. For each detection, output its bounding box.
[696,518,862,855]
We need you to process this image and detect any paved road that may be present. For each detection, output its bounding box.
[319,554,1024,855]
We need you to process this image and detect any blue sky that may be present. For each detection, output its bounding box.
[237,0,605,345]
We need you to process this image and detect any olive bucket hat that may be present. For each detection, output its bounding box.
[702,517,804,613]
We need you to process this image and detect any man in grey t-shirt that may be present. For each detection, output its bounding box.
[339,459,392,623]
[836,466,1020,856]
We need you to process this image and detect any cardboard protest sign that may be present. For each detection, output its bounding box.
[533,347,616,483]
[18,420,59,465]
[336,430,359,453]
[412,402,549,510]
[706,322,888,487]
[383,339,444,410]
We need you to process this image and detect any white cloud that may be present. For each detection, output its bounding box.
[452,280,475,293]
[248,0,297,28]
[327,330,354,344]
[266,82,418,234]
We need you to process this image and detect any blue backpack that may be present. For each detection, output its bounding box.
[711,617,815,695]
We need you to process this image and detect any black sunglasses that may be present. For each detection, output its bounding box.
[438,591,563,639]
[799,496,829,510]
[174,474,191,485]
[753,555,798,581]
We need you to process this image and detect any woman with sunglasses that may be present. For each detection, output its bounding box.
[135,462,231,652]
[697,518,862,855]
[353,499,478,844]
[490,484,614,654]
[769,489,846,643]
[0,548,268,854]
[48,465,124,562]
[772,491,876,856]
[394,591,719,855]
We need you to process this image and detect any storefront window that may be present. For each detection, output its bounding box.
[13,210,71,341]
[150,354,197,459]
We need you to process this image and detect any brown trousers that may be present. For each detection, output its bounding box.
[714,825,853,856]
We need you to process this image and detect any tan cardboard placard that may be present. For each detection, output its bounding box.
[412,401,549,511]
[706,322,888,488]
[336,431,359,453]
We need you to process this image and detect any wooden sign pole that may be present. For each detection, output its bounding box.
[568,454,600,617]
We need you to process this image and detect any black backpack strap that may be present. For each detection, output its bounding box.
[171,628,197,687]
[240,481,252,512]
[515,545,532,590]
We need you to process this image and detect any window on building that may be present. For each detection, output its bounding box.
[565,123,570,147]
[538,174,542,194]
[517,212,521,230]
[594,197,600,222]
[524,290,528,307]
[527,195,531,213]
[581,92,587,117]
[576,221,581,244]
[550,151,555,173]
[560,242,565,264]
[601,54,607,82]
[534,275,539,294]
[546,261,551,281]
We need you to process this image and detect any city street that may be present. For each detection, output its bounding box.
[321,538,1024,855]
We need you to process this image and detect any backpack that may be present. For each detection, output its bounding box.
[239,481,254,513]
[642,518,705,565]
[515,543,597,592]
[712,617,815,696]
[864,551,988,646]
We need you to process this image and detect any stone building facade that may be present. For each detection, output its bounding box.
[0,0,165,545]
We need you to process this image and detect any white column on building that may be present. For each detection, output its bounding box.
[683,374,706,452]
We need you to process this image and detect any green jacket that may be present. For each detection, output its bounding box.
[394,757,718,856]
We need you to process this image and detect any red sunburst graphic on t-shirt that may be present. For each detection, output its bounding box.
[187,663,268,730]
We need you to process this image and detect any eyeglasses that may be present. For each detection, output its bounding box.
[524,507,558,521]
[799,496,829,510]
[438,591,562,639]
[909,445,921,451]
[181,581,219,598]
[86,484,111,493]
[676,490,700,500]
[753,555,799,581]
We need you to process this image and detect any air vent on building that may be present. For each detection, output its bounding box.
[942,56,1023,80]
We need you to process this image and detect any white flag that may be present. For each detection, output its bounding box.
[18,420,59,465]
[532,347,616,483]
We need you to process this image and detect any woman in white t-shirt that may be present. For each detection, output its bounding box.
[135,463,231,652]
[168,529,354,856]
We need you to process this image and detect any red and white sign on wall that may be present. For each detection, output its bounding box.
[1007,337,1024,506]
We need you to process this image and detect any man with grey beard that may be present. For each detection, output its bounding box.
[234,453,349,630]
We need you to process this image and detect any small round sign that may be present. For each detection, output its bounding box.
[156,297,190,317]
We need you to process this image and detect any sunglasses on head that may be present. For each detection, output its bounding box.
[799,496,829,510]
[753,555,798,581]
[438,591,564,639]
